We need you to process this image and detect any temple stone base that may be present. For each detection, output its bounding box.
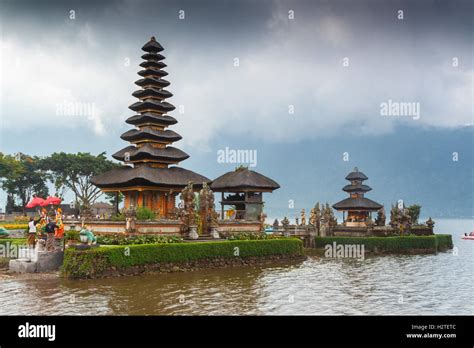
[9,250,64,273]
[9,259,37,273]
[36,250,64,272]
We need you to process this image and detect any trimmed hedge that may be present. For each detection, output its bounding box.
[61,238,303,278]
[0,238,27,246]
[96,233,183,245]
[435,234,454,250]
[314,234,453,253]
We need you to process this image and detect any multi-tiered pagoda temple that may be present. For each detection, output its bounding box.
[332,167,383,227]
[92,37,209,218]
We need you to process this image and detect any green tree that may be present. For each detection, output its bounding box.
[0,153,49,213]
[105,191,124,214]
[407,204,422,224]
[40,152,120,214]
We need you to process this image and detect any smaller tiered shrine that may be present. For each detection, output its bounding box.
[332,167,383,227]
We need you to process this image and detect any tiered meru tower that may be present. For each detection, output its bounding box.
[92,37,209,218]
[332,167,383,226]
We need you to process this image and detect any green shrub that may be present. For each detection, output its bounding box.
[136,207,156,220]
[314,235,453,252]
[435,234,453,250]
[96,233,183,245]
[227,232,280,240]
[407,204,422,223]
[110,213,126,221]
[61,238,303,278]
[65,230,80,241]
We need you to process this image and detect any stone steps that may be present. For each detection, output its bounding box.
[9,250,64,274]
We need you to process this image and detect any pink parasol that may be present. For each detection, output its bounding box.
[40,196,62,206]
[25,197,45,208]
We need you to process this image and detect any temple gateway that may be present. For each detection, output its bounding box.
[92,37,210,218]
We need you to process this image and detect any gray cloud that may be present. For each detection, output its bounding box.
[1,0,472,150]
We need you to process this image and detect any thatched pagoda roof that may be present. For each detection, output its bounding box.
[138,68,169,78]
[135,77,170,88]
[112,144,189,163]
[139,61,167,69]
[332,197,382,211]
[342,183,372,193]
[92,166,210,189]
[334,167,382,211]
[210,167,280,192]
[345,167,368,181]
[129,99,175,113]
[141,52,165,61]
[120,128,182,143]
[125,113,177,126]
[132,88,173,100]
[142,36,164,53]
[91,36,209,192]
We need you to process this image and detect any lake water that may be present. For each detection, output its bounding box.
[0,219,472,315]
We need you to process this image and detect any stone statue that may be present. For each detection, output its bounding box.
[309,208,316,226]
[400,208,412,235]
[390,204,412,235]
[273,219,279,230]
[199,182,219,237]
[179,182,197,232]
[79,226,97,245]
[300,209,306,226]
[319,202,336,236]
[322,204,331,224]
[36,239,46,252]
[366,217,375,235]
[281,217,290,237]
[180,182,195,212]
[390,204,399,228]
[124,205,137,233]
[259,212,267,232]
[314,203,322,233]
[320,222,328,237]
[375,208,386,226]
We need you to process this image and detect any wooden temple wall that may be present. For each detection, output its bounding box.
[122,191,178,217]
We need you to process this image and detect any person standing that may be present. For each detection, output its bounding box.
[44,218,58,251]
[27,217,40,247]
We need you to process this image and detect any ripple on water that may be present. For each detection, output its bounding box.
[1,223,473,315]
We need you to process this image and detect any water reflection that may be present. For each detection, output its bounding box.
[1,219,473,315]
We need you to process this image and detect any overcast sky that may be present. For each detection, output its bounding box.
[0,0,472,219]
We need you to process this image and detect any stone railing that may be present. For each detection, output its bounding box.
[64,220,184,235]
[217,220,262,237]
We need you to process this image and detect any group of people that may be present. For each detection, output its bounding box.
[27,207,65,251]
